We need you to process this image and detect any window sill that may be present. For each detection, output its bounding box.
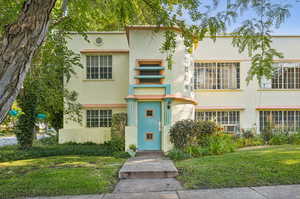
[82,79,114,82]
[195,89,242,92]
[86,127,111,128]
[257,89,300,91]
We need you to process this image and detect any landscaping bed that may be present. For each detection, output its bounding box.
[175,145,300,189]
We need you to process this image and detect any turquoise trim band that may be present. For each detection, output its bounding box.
[134,75,165,79]
[135,67,165,70]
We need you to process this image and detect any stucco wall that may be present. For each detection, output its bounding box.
[194,37,300,130]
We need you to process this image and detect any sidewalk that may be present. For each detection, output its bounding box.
[27,184,300,199]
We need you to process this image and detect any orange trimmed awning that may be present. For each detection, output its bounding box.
[126,95,198,105]
[83,104,127,108]
[196,106,245,111]
[256,106,300,110]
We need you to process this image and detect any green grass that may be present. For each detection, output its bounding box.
[0,155,125,198]
[176,145,300,189]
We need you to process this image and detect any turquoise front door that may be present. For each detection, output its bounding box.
[138,102,161,151]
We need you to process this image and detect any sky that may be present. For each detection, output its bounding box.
[273,0,300,34]
[184,0,300,34]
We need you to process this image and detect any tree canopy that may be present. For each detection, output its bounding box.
[0,0,291,124]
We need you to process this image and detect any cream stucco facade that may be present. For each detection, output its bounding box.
[60,27,300,152]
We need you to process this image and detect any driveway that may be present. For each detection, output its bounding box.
[0,134,48,147]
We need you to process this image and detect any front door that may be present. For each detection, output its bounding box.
[138,102,161,150]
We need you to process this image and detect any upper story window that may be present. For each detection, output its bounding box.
[194,62,240,89]
[86,55,112,80]
[195,111,240,133]
[86,109,112,128]
[261,63,300,89]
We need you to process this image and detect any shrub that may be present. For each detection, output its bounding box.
[169,120,196,149]
[194,120,218,145]
[206,133,236,155]
[104,137,125,152]
[235,137,264,148]
[0,144,116,162]
[269,133,289,145]
[289,132,300,145]
[167,148,191,160]
[241,129,255,138]
[261,128,273,143]
[112,151,130,158]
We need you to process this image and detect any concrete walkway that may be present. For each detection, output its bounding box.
[27,184,300,199]
[115,153,182,193]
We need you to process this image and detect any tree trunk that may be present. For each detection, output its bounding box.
[0,0,57,123]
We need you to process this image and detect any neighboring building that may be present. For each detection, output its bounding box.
[59,26,300,152]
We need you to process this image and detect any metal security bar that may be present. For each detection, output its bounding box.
[195,111,240,132]
[86,55,112,79]
[86,110,112,127]
[194,62,240,89]
[259,111,300,132]
[271,63,300,89]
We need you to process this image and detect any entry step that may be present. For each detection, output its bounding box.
[118,155,178,179]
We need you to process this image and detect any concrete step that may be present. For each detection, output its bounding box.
[118,156,178,179]
[136,151,164,157]
[113,178,183,193]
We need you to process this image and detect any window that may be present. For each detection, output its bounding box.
[195,111,240,132]
[146,110,153,117]
[86,55,112,79]
[86,110,112,127]
[146,132,154,140]
[261,63,300,89]
[194,62,240,89]
[259,111,300,132]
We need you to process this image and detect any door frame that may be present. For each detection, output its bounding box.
[137,101,162,151]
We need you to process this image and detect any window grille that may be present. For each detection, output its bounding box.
[86,110,112,127]
[195,111,240,132]
[194,62,240,89]
[259,111,300,132]
[86,55,112,79]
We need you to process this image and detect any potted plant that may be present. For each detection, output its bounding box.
[128,144,137,157]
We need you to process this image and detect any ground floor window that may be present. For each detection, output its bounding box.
[259,111,300,132]
[195,111,240,133]
[86,109,112,127]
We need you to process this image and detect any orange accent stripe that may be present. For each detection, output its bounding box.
[196,106,244,110]
[256,106,300,110]
[83,104,127,108]
[80,49,129,54]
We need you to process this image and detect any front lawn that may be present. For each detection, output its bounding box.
[176,145,300,189]
[0,155,124,198]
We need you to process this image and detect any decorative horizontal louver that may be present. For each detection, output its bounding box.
[135,63,164,84]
